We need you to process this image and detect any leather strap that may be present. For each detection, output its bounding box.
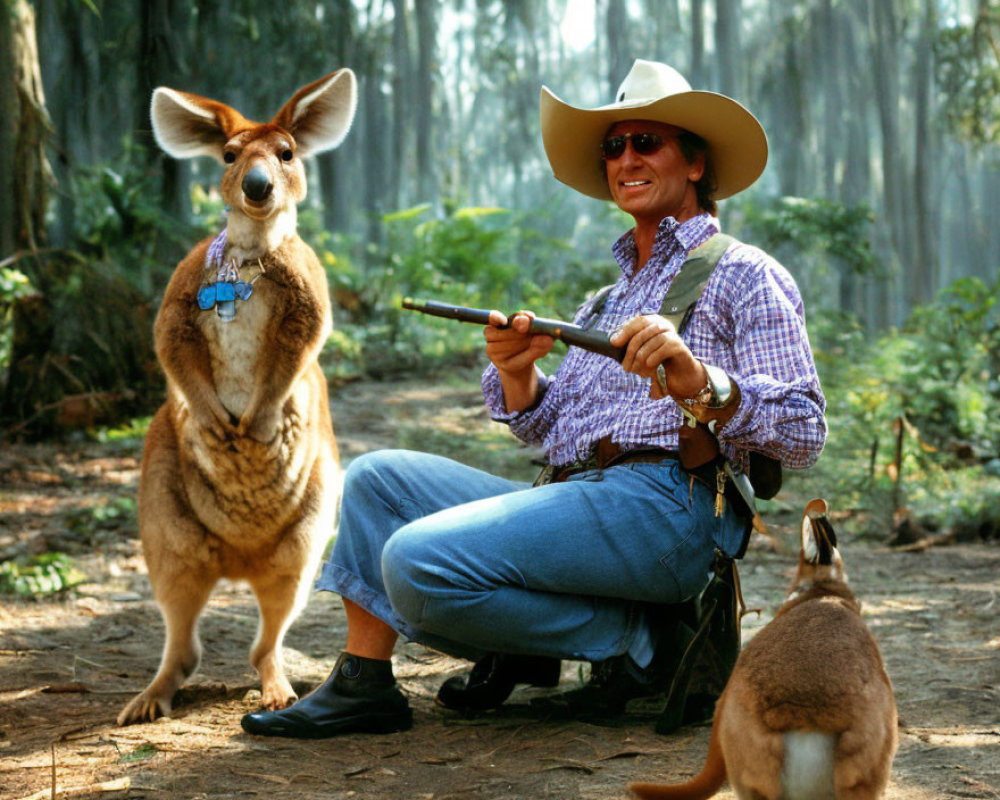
[661,233,735,334]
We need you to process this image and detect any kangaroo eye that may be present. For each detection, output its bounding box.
[281,149,294,162]
[223,151,236,164]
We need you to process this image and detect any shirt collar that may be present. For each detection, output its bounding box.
[611,213,720,278]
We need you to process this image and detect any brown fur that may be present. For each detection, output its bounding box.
[629,499,898,800]
[117,70,357,726]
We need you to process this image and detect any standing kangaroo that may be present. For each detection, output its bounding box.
[117,70,356,726]
[630,499,898,800]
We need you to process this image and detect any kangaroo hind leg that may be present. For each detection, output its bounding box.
[118,565,216,725]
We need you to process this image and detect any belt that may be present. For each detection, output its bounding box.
[541,436,680,484]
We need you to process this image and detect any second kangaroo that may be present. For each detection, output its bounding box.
[118,69,355,726]
[630,499,898,800]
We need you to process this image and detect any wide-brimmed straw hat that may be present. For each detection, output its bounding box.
[540,59,767,202]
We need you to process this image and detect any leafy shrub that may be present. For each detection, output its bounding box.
[935,7,1000,146]
[0,264,36,376]
[0,553,86,598]
[1,139,200,436]
[809,274,1000,536]
[741,195,878,312]
[66,496,138,538]
[314,203,620,379]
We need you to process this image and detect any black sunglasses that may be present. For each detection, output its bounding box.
[600,132,666,160]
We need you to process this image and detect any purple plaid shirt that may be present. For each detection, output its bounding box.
[482,213,827,469]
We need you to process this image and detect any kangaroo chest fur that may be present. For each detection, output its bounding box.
[170,239,330,545]
[201,272,273,419]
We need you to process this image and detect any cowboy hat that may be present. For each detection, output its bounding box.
[540,59,767,202]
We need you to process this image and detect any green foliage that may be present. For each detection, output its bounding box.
[66,496,137,537]
[92,415,152,445]
[1,139,206,435]
[117,743,159,764]
[810,274,1000,535]
[70,137,202,295]
[936,8,1000,146]
[314,203,619,379]
[740,196,878,313]
[0,553,86,598]
[0,264,35,373]
[743,196,876,276]
[900,277,1000,447]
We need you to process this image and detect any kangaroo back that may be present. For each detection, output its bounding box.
[628,499,898,800]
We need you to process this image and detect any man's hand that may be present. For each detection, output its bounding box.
[611,314,708,400]
[484,310,555,412]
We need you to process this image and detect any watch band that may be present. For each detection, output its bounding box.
[679,362,741,429]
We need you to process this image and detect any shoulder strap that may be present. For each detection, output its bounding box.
[580,284,615,330]
[661,233,736,334]
[583,232,736,332]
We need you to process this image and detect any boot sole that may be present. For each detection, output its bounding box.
[241,710,413,739]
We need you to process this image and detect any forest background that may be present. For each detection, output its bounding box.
[1,0,999,583]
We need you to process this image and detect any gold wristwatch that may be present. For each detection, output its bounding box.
[679,362,741,432]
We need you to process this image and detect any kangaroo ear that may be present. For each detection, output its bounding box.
[273,68,358,158]
[151,88,253,163]
[802,498,837,565]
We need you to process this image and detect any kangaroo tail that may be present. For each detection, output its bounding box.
[628,696,727,800]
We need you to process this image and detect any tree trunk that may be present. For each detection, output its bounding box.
[869,0,909,325]
[137,0,189,251]
[605,0,628,97]
[911,0,937,306]
[390,0,411,210]
[819,0,841,200]
[317,0,356,233]
[415,0,437,203]
[840,5,872,318]
[777,30,808,197]
[690,0,706,86]
[0,0,52,259]
[0,0,57,424]
[644,0,680,62]
[714,0,741,95]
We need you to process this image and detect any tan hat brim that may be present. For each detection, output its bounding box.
[540,86,768,202]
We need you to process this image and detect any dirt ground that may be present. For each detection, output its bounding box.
[1,375,998,800]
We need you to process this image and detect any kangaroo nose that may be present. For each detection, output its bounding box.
[242,166,272,202]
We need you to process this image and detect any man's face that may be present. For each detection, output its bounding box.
[603,120,705,227]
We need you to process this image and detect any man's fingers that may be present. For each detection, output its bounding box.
[634,337,681,370]
[617,317,677,371]
[510,311,536,333]
[487,308,509,327]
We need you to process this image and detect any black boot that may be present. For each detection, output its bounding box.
[241,653,412,738]
[532,619,688,720]
[436,653,561,712]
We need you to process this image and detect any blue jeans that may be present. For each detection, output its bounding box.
[315,449,748,663]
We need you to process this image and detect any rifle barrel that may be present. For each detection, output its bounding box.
[400,298,495,326]
[401,297,624,362]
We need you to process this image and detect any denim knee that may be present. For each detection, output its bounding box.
[380,527,433,630]
[342,449,394,500]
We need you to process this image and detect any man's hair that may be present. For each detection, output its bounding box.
[677,131,718,216]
